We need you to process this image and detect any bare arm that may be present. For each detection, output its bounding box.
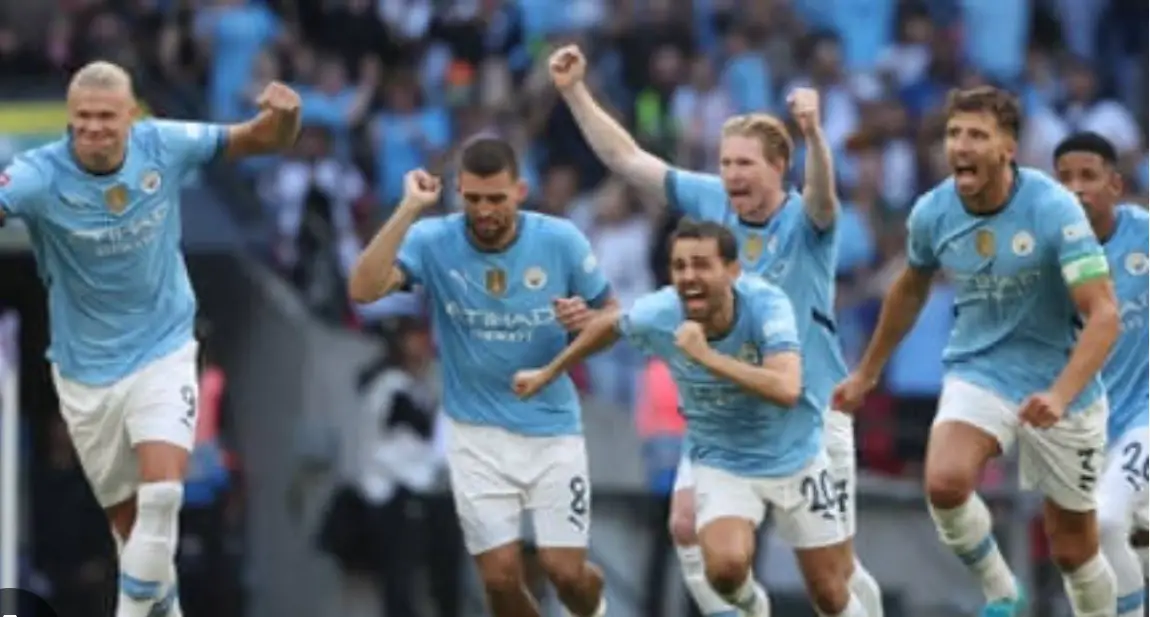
[224,108,301,159]
[347,201,421,303]
[1050,278,1119,405]
[855,266,934,384]
[801,126,838,230]
[695,349,802,407]
[539,309,623,381]
[561,82,670,202]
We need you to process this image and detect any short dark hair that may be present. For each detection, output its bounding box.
[669,218,739,263]
[943,86,1022,139]
[1053,131,1118,166]
[459,137,520,178]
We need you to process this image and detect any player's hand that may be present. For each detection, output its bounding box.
[256,80,302,115]
[401,169,442,210]
[553,296,592,332]
[549,45,587,91]
[832,372,877,413]
[675,321,709,361]
[787,88,821,136]
[513,368,553,399]
[1019,392,1065,429]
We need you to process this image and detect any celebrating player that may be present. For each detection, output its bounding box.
[547,44,883,616]
[835,87,1121,617]
[514,220,869,617]
[0,62,301,617]
[348,138,612,617]
[1054,131,1149,617]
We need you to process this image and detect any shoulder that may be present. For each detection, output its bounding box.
[1118,204,1150,244]
[525,211,584,239]
[737,275,790,311]
[1018,167,1077,211]
[632,286,682,317]
[2,141,64,184]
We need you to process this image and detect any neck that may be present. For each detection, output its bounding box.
[704,288,736,338]
[1092,207,1118,243]
[741,189,788,225]
[966,164,1014,213]
[468,216,519,252]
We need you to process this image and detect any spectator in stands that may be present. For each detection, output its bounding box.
[369,72,451,209]
[195,0,283,122]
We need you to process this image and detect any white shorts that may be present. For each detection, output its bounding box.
[53,340,200,508]
[674,409,858,537]
[933,377,1108,512]
[444,419,590,555]
[1098,425,1150,533]
[693,450,849,549]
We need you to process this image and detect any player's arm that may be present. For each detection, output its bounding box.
[348,171,441,303]
[0,158,48,226]
[559,82,671,203]
[223,82,302,159]
[535,308,624,385]
[559,220,618,330]
[1048,198,1120,405]
[692,290,803,406]
[790,89,838,230]
[854,199,937,385]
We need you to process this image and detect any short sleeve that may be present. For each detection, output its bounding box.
[396,218,438,288]
[557,221,611,307]
[664,168,728,221]
[151,119,228,173]
[754,289,801,356]
[1043,187,1109,287]
[0,157,48,220]
[618,290,671,349]
[905,196,939,271]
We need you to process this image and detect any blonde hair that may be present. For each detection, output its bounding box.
[721,113,793,167]
[68,61,133,94]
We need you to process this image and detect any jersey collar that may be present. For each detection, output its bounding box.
[463,212,525,254]
[959,163,1022,218]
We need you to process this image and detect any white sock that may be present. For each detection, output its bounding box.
[721,574,768,616]
[112,527,125,556]
[1062,552,1117,617]
[818,593,867,617]
[117,482,183,617]
[848,558,883,616]
[928,494,1018,602]
[1100,520,1145,616]
[676,544,741,615]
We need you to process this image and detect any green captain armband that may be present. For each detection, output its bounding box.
[1061,253,1110,286]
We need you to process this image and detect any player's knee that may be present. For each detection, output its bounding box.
[806,571,850,615]
[668,493,698,547]
[1048,525,1099,572]
[477,553,524,595]
[538,551,589,594]
[924,466,975,509]
[703,549,752,595]
[137,481,183,518]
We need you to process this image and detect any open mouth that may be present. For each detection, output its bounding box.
[727,187,751,198]
[680,286,707,310]
[953,164,978,180]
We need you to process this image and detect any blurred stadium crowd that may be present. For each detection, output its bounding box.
[3,0,1147,615]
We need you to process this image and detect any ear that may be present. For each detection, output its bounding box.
[515,178,528,202]
[1108,168,1124,198]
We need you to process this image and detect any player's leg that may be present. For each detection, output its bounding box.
[118,341,202,617]
[924,379,1023,612]
[445,421,541,617]
[693,464,770,616]
[529,434,605,617]
[1096,427,1149,616]
[1130,529,1148,580]
[776,451,865,617]
[825,409,883,616]
[1022,400,1118,617]
[669,456,741,616]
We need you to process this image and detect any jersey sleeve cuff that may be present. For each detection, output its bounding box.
[663,169,681,212]
[212,126,229,161]
[394,259,417,291]
[762,341,800,355]
[587,285,612,309]
[1061,253,1110,286]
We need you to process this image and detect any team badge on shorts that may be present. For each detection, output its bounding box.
[743,234,764,261]
[524,266,547,290]
[104,184,129,214]
[974,228,995,258]
[1126,252,1148,276]
[141,170,162,194]
[485,268,507,296]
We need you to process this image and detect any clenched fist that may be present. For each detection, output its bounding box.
[675,321,709,361]
[512,368,553,399]
[787,87,821,136]
[401,169,442,210]
[548,45,587,91]
[256,81,302,115]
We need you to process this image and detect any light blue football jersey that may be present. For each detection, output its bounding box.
[665,170,846,412]
[0,120,226,386]
[1101,204,1149,442]
[397,211,610,436]
[906,167,1108,412]
[618,275,818,477]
